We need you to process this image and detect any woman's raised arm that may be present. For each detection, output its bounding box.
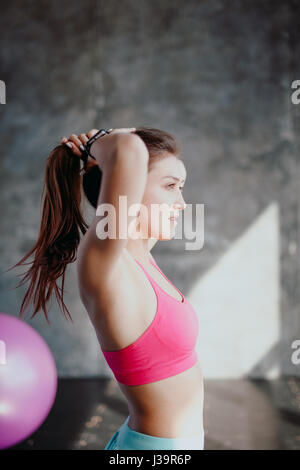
[78,132,149,293]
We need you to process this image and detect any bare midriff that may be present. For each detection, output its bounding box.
[117,360,204,438]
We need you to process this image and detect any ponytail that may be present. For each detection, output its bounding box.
[7,144,88,324]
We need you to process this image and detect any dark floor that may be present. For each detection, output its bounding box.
[6,376,300,450]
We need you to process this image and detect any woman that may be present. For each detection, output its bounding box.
[12,126,205,450]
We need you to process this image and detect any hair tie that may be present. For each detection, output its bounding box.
[80,128,114,175]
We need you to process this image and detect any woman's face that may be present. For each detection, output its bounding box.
[137,154,187,240]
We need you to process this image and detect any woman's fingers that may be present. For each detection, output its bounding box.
[60,128,136,158]
[78,133,89,144]
[86,129,99,139]
[61,132,93,158]
[68,133,82,147]
[70,133,86,156]
[62,134,81,157]
[75,133,88,153]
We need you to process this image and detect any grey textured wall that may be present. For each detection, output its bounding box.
[0,0,299,378]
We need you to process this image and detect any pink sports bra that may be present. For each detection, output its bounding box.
[100,256,199,386]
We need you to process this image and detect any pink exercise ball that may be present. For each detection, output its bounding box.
[0,312,57,449]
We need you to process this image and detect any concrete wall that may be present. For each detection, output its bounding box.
[0,0,299,378]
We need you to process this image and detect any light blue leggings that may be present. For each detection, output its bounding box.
[104,416,205,450]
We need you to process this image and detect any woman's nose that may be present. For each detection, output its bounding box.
[174,194,186,211]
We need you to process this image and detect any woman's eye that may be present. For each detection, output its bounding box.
[167,184,184,192]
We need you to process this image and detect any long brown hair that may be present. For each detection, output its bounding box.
[7,127,182,324]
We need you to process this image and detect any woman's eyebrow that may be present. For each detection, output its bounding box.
[161,176,186,183]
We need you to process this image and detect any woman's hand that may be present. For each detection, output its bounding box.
[61,129,100,172]
[61,127,136,172]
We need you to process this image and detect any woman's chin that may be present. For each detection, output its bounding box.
[158,227,176,240]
